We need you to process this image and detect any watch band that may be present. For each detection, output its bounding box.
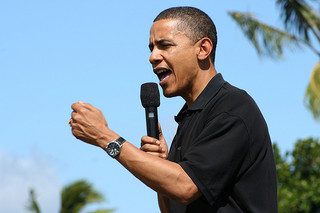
[116,137,126,146]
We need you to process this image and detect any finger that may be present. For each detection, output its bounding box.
[141,144,164,152]
[68,118,73,126]
[141,136,160,146]
[141,136,160,144]
[71,104,91,117]
[146,151,167,159]
[70,119,76,127]
[77,101,98,111]
[158,123,165,141]
[71,111,76,119]
[71,101,81,111]
[71,100,90,111]
[71,112,81,123]
[158,122,163,135]
[141,142,163,151]
[71,128,81,138]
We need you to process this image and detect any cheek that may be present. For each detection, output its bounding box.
[174,55,198,78]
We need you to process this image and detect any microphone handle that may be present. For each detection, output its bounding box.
[145,107,159,139]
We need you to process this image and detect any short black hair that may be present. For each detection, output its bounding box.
[154,6,217,64]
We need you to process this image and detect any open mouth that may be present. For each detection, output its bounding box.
[155,68,172,82]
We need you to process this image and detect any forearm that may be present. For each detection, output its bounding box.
[158,193,170,213]
[68,101,199,204]
[69,101,198,203]
[116,141,199,204]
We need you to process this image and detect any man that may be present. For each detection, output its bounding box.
[70,6,278,212]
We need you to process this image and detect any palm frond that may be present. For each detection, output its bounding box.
[60,180,104,213]
[276,0,320,42]
[26,189,41,213]
[229,11,301,59]
[89,209,116,213]
[305,61,320,120]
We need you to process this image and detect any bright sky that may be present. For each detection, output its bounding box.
[0,1,319,212]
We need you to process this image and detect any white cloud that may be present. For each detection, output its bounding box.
[0,150,61,213]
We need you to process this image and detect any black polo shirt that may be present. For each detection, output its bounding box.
[167,73,277,212]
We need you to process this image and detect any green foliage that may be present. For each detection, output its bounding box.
[26,179,115,213]
[305,62,320,121]
[26,189,41,213]
[60,180,104,213]
[276,0,320,42]
[228,11,300,59]
[292,138,320,178]
[89,209,115,213]
[229,0,320,120]
[274,138,320,212]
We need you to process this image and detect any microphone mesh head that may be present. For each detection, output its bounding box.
[140,82,160,108]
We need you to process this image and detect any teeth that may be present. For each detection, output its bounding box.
[154,68,171,81]
[157,69,169,81]
[156,68,168,74]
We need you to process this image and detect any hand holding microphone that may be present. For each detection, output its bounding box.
[140,83,168,159]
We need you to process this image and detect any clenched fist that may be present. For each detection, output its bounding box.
[69,101,118,148]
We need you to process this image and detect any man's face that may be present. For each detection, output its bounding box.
[149,19,200,98]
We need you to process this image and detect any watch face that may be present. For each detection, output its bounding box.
[107,142,120,158]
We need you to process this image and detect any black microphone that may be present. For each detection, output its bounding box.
[140,82,160,139]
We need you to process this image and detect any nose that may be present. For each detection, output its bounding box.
[149,48,163,66]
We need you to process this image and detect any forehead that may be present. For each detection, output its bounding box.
[149,19,182,41]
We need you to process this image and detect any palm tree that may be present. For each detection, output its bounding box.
[228,0,320,120]
[27,189,41,213]
[27,179,115,213]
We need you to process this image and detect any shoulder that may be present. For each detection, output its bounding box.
[222,83,255,105]
[207,82,259,117]
[204,82,269,138]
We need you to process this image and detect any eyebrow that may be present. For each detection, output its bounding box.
[149,39,174,50]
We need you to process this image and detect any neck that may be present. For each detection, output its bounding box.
[184,66,217,107]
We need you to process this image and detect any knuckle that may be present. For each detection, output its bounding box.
[72,114,79,121]
[78,107,86,113]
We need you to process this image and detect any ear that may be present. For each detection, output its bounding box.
[196,37,213,61]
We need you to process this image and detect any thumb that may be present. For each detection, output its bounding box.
[158,122,165,141]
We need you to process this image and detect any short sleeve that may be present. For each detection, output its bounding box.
[179,112,250,206]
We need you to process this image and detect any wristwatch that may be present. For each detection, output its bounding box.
[104,137,126,158]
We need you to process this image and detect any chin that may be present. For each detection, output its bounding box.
[161,86,179,98]
[163,93,176,98]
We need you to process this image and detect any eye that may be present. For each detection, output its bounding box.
[159,42,172,50]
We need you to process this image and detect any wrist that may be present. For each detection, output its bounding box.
[103,136,126,158]
[97,130,120,149]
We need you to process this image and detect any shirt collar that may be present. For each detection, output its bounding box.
[175,73,225,123]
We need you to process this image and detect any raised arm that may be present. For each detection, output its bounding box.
[69,101,201,205]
